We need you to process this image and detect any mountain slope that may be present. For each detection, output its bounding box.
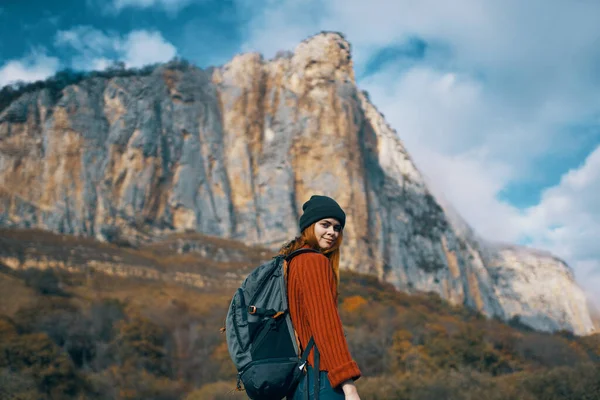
[0,32,594,334]
[0,228,598,400]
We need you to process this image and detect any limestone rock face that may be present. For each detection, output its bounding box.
[0,32,595,335]
[485,245,594,333]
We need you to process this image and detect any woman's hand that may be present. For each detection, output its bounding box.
[340,380,361,400]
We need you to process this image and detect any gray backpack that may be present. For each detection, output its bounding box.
[223,248,321,400]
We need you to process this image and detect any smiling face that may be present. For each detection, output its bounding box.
[314,218,342,250]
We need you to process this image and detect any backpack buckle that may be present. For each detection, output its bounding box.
[248,306,257,314]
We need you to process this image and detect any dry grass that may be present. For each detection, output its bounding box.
[0,228,137,261]
[0,228,271,274]
[0,270,38,316]
[65,271,231,319]
[153,231,273,256]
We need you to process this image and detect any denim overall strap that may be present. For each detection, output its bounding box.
[304,344,320,400]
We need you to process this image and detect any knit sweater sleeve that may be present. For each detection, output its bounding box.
[298,253,361,388]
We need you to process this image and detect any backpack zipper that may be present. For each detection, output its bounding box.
[231,298,248,351]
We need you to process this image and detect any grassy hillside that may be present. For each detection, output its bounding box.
[0,229,598,400]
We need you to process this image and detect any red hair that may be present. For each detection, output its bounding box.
[279,222,343,286]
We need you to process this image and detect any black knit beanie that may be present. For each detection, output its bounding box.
[298,195,346,233]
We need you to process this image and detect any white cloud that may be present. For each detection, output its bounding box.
[236,0,324,56]
[0,51,60,88]
[519,146,600,306]
[120,30,177,68]
[90,58,114,71]
[110,0,195,14]
[234,0,600,304]
[55,26,116,55]
[55,26,121,71]
[521,146,600,258]
[55,26,177,70]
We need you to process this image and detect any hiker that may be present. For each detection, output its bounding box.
[280,195,362,400]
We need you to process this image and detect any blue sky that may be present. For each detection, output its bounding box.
[1,0,599,306]
[0,0,241,71]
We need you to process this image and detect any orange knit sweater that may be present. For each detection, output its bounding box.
[286,249,362,388]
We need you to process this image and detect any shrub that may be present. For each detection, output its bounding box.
[0,332,83,397]
[22,268,68,296]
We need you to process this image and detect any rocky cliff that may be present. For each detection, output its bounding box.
[0,32,594,335]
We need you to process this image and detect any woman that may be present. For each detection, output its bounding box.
[280,195,362,400]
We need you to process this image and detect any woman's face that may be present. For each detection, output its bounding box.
[314,218,342,250]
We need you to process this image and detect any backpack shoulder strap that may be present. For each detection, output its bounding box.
[284,248,320,263]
